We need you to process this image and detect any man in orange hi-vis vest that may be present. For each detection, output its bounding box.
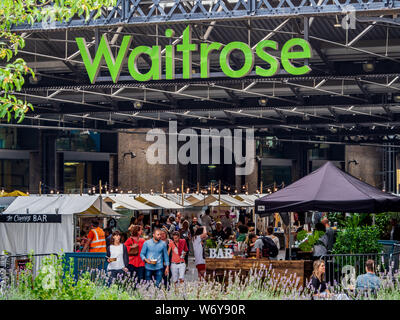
[83,220,107,253]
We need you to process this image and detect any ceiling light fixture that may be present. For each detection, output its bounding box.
[133,101,142,109]
[362,61,375,72]
[258,97,268,106]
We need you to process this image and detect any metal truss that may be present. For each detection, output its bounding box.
[11,0,400,32]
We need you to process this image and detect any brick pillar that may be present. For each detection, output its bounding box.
[345,145,383,188]
[118,128,188,193]
[109,154,118,189]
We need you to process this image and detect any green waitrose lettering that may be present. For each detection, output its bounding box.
[76,25,312,83]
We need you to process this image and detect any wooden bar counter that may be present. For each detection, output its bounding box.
[206,258,313,287]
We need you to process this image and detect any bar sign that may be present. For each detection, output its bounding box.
[0,214,62,223]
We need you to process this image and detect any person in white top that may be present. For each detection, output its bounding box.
[201,208,213,233]
[106,230,129,285]
[192,226,208,280]
[220,211,232,230]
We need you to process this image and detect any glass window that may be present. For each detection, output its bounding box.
[261,165,292,187]
[57,131,100,152]
[64,161,109,193]
[0,159,29,191]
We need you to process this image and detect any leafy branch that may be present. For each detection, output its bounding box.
[0,0,116,122]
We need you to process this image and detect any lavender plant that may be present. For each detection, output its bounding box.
[2,253,400,300]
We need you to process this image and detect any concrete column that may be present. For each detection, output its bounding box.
[40,131,58,193]
[29,151,41,193]
[245,158,258,193]
[109,154,118,189]
[55,152,64,193]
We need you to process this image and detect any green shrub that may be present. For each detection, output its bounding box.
[333,225,382,254]
[296,230,325,252]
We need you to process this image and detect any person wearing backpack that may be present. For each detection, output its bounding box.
[254,229,279,260]
[266,227,280,250]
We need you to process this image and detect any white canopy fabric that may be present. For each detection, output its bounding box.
[163,194,192,207]
[135,194,184,210]
[219,194,252,207]
[106,194,154,211]
[0,195,118,255]
[234,194,258,206]
[3,194,119,216]
[185,193,206,204]
[191,194,251,207]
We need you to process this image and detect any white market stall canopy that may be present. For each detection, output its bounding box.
[0,195,119,256]
[185,193,206,204]
[105,194,155,211]
[190,194,252,208]
[234,194,259,206]
[162,193,192,207]
[3,194,119,216]
[135,194,184,210]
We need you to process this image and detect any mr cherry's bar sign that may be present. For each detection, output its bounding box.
[0,214,62,223]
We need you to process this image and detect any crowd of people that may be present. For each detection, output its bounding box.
[74,210,384,297]
[75,207,285,286]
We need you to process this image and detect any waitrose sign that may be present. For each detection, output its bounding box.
[76,26,312,83]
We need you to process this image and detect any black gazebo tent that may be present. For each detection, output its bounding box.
[255,161,400,260]
[255,161,400,216]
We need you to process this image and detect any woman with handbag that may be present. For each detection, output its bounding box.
[124,225,145,284]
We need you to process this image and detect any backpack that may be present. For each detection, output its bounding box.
[261,236,279,258]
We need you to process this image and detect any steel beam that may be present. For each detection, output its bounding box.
[11,0,400,32]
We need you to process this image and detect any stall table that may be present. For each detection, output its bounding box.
[206,258,313,287]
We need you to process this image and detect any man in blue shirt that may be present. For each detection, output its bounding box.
[140,228,169,287]
[356,259,381,293]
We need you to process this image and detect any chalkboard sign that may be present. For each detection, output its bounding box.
[0,214,62,223]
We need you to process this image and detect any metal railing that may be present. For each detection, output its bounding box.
[1,253,59,281]
[320,247,400,287]
[0,252,109,285]
[63,252,109,281]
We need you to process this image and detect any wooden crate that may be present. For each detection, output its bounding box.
[205,258,313,287]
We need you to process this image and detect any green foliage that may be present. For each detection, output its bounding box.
[296,230,325,252]
[327,212,346,228]
[375,213,391,239]
[333,225,383,254]
[0,0,116,121]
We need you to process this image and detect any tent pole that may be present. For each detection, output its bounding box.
[288,212,292,261]
[218,180,221,218]
[254,208,257,234]
[73,214,76,252]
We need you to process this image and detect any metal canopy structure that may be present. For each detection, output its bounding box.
[10,0,400,31]
[6,0,400,146]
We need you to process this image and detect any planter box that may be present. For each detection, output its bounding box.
[205,258,313,287]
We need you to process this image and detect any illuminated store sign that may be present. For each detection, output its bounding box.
[76,25,312,83]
